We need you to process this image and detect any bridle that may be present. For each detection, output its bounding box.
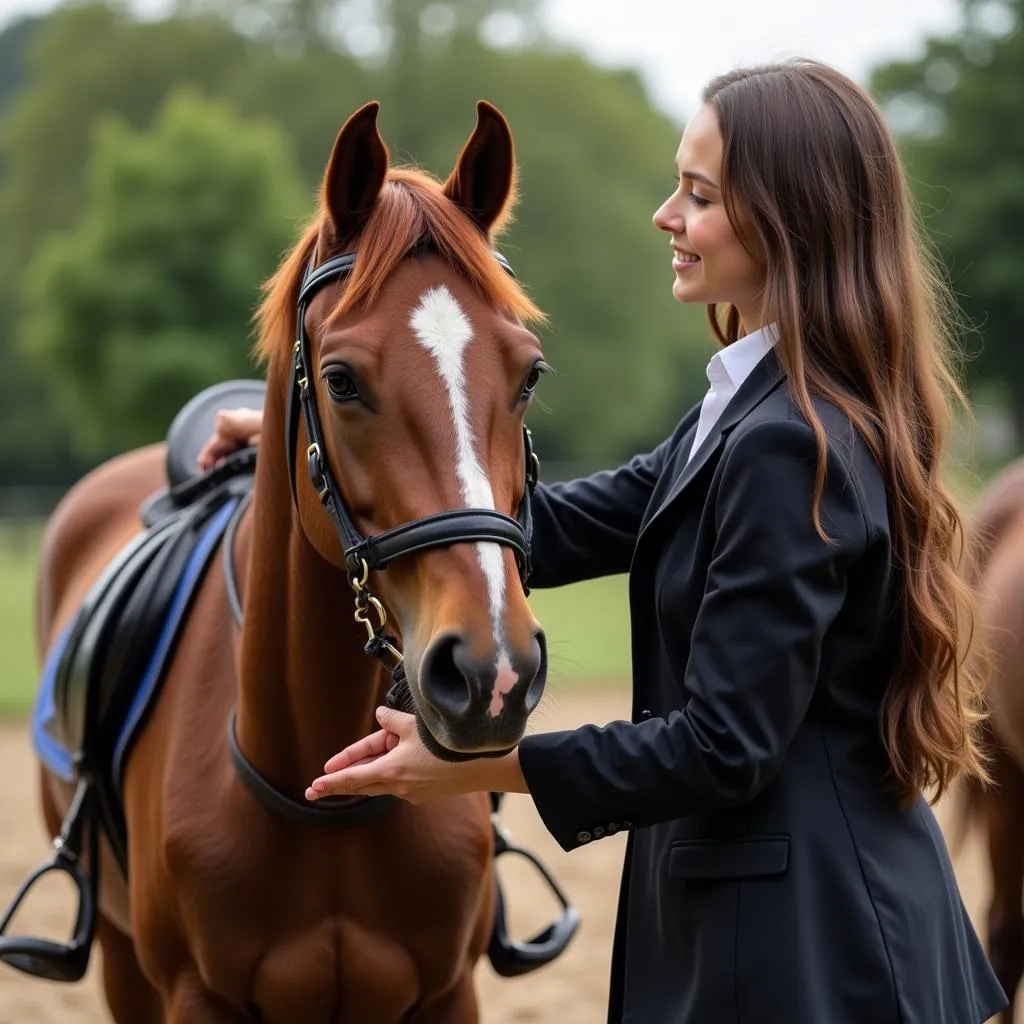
[286,246,539,691]
[227,245,542,825]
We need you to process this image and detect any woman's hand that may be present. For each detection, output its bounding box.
[196,407,264,472]
[306,706,527,804]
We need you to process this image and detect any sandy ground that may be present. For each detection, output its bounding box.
[0,688,1011,1023]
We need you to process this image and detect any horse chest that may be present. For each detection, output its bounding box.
[148,792,492,1019]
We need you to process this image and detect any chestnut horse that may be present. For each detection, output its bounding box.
[961,457,1024,1023]
[19,101,553,1020]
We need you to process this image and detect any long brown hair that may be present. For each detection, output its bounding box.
[703,59,987,804]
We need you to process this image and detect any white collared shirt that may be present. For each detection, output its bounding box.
[687,324,778,462]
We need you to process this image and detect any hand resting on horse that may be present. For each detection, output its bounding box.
[304,705,528,804]
[195,406,263,472]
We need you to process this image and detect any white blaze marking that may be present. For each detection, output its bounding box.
[490,651,517,718]
[410,286,512,706]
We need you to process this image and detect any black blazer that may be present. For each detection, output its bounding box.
[519,352,1005,1024]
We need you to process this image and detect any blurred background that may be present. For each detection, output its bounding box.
[0,0,1022,1018]
[0,0,1019,706]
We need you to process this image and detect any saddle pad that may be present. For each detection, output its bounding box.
[32,620,77,783]
[31,497,240,792]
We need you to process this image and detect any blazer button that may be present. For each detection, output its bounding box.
[622,821,633,830]
[640,709,652,721]
[607,822,619,835]
[576,830,592,845]
[593,827,606,839]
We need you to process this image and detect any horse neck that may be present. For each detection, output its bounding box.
[234,365,387,797]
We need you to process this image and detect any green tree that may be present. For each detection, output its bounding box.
[0,4,254,318]
[174,0,540,63]
[0,5,253,481]
[0,3,366,481]
[0,12,83,487]
[0,15,42,116]
[871,0,1024,437]
[19,87,308,453]
[2,1,708,475]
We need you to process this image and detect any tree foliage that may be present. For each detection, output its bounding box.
[871,0,1024,434]
[0,15,41,116]
[2,0,710,480]
[19,87,308,452]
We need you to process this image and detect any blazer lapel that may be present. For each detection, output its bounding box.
[640,349,785,540]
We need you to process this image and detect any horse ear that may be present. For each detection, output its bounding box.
[443,100,516,237]
[322,101,389,246]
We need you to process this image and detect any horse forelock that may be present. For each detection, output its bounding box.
[254,167,544,368]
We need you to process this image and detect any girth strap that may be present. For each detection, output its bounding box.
[227,712,397,828]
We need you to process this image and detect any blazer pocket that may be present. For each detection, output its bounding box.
[668,835,790,880]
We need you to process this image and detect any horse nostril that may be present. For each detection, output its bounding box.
[420,635,472,719]
[524,629,547,713]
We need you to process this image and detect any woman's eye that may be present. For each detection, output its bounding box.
[688,191,711,209]
[325,371,359,402]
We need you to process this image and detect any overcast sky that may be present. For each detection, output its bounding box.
[0,0,966,121]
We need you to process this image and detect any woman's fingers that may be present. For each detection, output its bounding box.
[321,710,413,773]
[196,408,263,470]
[323,730,391,774]
[307,760,392,799]
[308,712,419,802]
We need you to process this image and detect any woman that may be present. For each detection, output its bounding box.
[205,61,1005,1023]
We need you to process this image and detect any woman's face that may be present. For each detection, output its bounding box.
[653,103,765,331]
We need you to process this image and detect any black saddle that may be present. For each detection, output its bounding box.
[3,378,576,985]
[2,382,262,983]
[50,379,268,870]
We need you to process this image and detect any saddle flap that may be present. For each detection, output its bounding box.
[50,521,177,754]
[35,483,247,876]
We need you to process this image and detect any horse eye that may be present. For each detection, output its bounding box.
[521,363,547,401]
[325,371,359,402]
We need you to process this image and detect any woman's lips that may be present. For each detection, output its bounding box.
[673,249,700,271]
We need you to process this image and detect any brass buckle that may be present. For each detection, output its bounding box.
[306,443,329,502]
[348,558,403,665]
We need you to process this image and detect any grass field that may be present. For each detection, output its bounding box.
[0,523,44,718]
[0,521,631,720]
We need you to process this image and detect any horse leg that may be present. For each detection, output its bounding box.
[983,743,1024,1022]
[413,969,479,1024]
[97,912,164,1023]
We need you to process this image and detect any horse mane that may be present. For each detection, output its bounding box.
[255,167,544,365]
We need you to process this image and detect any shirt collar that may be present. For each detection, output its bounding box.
[707,322,779,390]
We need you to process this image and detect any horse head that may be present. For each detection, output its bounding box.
[259,101,549,759]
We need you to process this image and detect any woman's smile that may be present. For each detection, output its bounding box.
[672,245,701,271]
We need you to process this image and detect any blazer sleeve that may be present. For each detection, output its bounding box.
[518,417,871,851]
[528,411,696,587]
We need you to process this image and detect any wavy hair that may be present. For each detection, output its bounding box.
[703,59,987,804]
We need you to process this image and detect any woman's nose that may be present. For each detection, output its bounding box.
[653,194,683,233]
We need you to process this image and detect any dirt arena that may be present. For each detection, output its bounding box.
[0,689,1011,1023]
